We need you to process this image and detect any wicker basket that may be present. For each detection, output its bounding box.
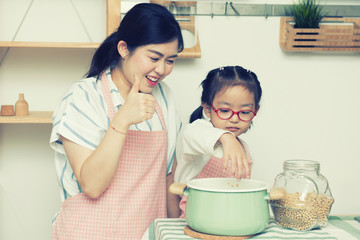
[279,17,360,52]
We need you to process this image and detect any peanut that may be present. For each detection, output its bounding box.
[270,192,334,231]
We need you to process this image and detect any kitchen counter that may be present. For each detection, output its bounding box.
[142,216,360,240]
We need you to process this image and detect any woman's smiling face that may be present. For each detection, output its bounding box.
[205,85,256,137]
[120,39,179,94]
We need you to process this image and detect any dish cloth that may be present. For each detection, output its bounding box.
[142,216,360,240]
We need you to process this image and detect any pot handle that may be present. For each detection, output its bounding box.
[169,183,188,196]
[268,187,286,200]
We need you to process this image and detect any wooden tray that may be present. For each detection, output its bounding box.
[279,17,360,52]
[184,226,255,240]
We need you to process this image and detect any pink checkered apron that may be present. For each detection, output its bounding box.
[179,143,251,218]
[52,72,168,240]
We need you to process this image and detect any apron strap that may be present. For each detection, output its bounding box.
[154,102,166,131]
[100,72,116,121]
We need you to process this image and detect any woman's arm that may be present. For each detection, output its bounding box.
[62,120,128,199]
[63,76,156,199]
[166,157,181,218]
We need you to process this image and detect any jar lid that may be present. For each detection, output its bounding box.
[284,159,320,171]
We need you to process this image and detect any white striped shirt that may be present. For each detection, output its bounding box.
[50,70,181,201]
[175,118,252,184]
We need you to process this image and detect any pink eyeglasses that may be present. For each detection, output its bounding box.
[211,105,257,122]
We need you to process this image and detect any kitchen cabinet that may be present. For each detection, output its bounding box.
[0,0,120,124]
[0,0,120,61]
[0,0,201,124]
[0,0,120,50]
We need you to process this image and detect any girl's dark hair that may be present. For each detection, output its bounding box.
[190,66,262,123]
[86,3,184,79]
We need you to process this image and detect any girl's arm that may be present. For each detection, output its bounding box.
[183,119,250,180]
[182,119,228,156]
[166,157,181,218]
[218,134,252,180]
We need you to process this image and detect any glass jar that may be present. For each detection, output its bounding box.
[270,160,334,231]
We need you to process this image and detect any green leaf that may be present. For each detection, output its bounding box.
[291,0,326,28]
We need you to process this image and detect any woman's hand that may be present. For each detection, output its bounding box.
[112,75,156,130]
[219,133,252,180]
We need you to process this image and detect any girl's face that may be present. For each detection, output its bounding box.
[117,39,179,94]
[204,85,257,137]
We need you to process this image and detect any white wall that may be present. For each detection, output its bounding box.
[1,1,360,240]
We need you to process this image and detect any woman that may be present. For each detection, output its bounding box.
[50,3,183,239]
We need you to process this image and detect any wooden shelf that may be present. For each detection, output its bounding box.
[0,0,200,58]
[279,17,360,52]
[0,41,100,49]
[0,40,200,58]
[0,111,52,124]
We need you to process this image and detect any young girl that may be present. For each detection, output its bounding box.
[174,66,262,217]
[50,3,183,239]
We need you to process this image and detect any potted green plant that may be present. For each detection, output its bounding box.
[279,0,360,52]
[290,0,325,28]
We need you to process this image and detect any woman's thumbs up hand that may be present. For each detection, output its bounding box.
[113,75,156,128]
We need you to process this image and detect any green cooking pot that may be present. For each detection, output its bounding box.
[170,178,285,236]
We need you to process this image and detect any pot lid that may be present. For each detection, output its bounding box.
[187,178,268,193]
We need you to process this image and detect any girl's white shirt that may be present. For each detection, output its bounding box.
[50,70,181,201]
[174,113,251,184]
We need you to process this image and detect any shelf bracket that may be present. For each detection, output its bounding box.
[70,0,93,43]
[11,0,35,42]
[0,47,10,66]
[0,0,34,66]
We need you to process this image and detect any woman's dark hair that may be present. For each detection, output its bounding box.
[86,3,184,79]
[190,66,262,123]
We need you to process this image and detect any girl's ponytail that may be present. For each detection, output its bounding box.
[86,32,120,79]
[190,66,262,123]
[189,106,203,123]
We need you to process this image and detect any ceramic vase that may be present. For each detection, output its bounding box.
[15,93,29,116]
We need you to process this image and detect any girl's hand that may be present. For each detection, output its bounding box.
[219,133,252,180]
[112,75,156,129]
